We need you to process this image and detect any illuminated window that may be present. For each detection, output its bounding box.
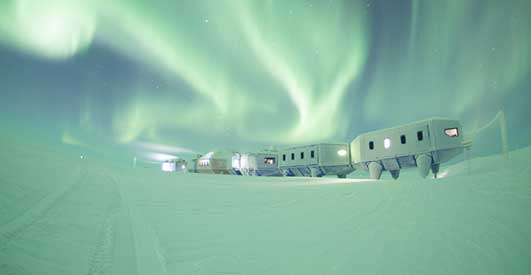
[291,153,294,160]
[264,157,275,164]
[384,138,391,149]
[417,131,424,141]
[282,154,286,161]
[400,135,406,144]
[444,128,459,137]
[300,152,304,159]
[337,149,347,156]
[311,150,315,158]
[369,141,374,150]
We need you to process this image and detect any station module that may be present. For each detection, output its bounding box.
[186,118,466,180]
[350,118,464,179]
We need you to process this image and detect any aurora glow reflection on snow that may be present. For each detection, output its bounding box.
[0,0,530,152]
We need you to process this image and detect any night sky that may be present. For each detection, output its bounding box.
[1,0,530,161]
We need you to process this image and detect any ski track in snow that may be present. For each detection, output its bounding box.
[0,168,88,251]
[111,174,169,275]
[1,141,531,274]
[0,166,129,275]
[87,209,118,275]
[86,172,122,275]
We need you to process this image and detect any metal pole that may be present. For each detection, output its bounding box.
[465,148,471,176]
[499,111,509,159]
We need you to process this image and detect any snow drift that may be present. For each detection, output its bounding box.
[1,135,530,274]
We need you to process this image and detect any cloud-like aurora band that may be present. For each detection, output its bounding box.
[1,0,530,152]
[1,0,370,146]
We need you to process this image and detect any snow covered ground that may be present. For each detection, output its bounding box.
[1,135,530,274]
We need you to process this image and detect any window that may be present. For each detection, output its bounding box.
[384,138,391,149]
[417,131,424,141]
[311,150,315,158]
[282,154,286,161]
[300,152,304,159]
[264,157,275,164]
[369,141,374,150]
[444,128,459,137]
[291,153,295,160]
[400,135,406,144]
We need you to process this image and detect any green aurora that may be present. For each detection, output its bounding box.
[1,0,530,156]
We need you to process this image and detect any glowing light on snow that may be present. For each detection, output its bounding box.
[161,161,176,172]
[437,170,449,178]
[147,152,177,162]
[337,149,347,156]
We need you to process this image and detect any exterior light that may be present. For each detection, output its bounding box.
[162,161,176,172]
[384,138,391,149]
[337,149,347,156]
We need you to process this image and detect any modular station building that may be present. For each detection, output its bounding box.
[278,143,354,178]
[233,151,282,176]
[350,118,464,179]
[185,118,466,180]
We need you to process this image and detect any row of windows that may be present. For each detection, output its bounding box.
[199,159,210,166]
[367,128,458,150]
[282,150,315,161]
[368,131,424,150]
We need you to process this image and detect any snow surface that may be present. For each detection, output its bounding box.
[1,136,531,274]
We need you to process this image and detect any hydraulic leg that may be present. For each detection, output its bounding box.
[389,170,400,180]
[368,162,383,180]
[431,163,440,179]
[416,154,432,179]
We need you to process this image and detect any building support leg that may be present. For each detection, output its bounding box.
[368,162,383,180]
[431,163,440,179]
[416,154,432,179]
[310,167,318,178]
[389,170,400,180]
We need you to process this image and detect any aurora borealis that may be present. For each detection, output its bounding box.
[1,0,530,157]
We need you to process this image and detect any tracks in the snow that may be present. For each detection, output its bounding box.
[0,169,89,251]
[111,174,168,275]
[87,209,119,275]
[86,174,122,275]
[0,168,127,275]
